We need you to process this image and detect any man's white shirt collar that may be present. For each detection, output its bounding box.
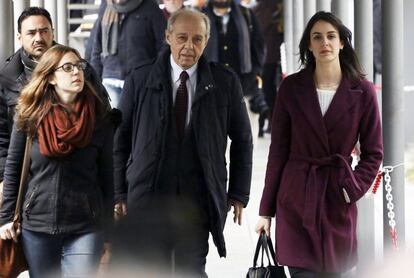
[170,55,198,84]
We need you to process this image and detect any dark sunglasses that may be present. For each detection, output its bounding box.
[54,60,87,73]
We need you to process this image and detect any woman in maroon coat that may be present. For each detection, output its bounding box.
[256,12,383,277]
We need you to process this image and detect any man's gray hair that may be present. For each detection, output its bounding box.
[167,9,211,40]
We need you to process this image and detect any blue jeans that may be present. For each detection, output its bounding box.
[102,78,124,108]
[21,229,104,278]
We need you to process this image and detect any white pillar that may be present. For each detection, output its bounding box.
[0,1,14,62]
[292,0,304,71]
[31,0,44,7]
[317,0,331,12]
[44,0,57,38]
[331,0,352,28]
[57,0,67,45]
[284,0,294,74]
[304,0,316,23]
[13,0,30,51]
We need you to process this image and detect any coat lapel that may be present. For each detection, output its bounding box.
[193,56,216,104]
[323,77,362,133]
[294,69,330,153]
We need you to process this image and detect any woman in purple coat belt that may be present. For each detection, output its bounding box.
[255,12,383,277]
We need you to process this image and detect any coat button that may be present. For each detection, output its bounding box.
[225,63,229,67]
[223,45,228,50]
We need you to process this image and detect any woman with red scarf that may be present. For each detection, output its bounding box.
[0,45,117,278]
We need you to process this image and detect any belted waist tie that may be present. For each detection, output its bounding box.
[289,153,357,230]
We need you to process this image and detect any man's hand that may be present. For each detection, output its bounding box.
[114,201,127,221]
[0,222,21,242]
[255,216,271,237]
[227,198,244,225]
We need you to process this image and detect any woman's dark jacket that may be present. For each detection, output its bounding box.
[90,0,166,80]
[0,46,110,181]
[0,110,118,239]
[114,49,253,257]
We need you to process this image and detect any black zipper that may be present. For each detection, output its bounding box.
[52,163,62,234]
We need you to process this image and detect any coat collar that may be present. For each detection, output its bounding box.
[294,67,363,153]
[145,48,217,102]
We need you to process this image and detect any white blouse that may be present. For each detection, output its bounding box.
[316,89,336,116]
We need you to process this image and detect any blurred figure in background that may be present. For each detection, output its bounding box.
[253,0,284,137]
[190,0,207,11]
[90,0,166,108]
[162,0,185,19]
[203,0,265,145]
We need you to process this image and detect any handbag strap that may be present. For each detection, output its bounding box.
[253,232,276,267]
[252,231,263,267]
[260,232,275,266]
[12,136,33,224]
[263,233,277,265]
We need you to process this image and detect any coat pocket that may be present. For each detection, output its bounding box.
[337,167,363,203]
[24,184,39,214]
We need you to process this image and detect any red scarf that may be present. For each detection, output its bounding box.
[37,93,96,157]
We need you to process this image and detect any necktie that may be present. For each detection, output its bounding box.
[175,71,189,141]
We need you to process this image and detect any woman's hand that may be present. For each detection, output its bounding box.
[0,222,21,242]
[114,201,127,221]
[255,216,271,237]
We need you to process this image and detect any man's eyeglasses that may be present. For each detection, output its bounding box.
[54,60,87,73]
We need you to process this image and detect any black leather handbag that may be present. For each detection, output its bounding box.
[246,232,287,278]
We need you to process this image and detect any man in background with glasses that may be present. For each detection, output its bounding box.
[0,7,110,204]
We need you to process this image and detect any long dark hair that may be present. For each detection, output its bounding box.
[299,11,365,81]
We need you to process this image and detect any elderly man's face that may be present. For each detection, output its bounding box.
[166,14,208,70]
[17,15,54,61]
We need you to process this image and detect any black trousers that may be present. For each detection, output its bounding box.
[288,267,342,278]
[259,62,282,133]
[112,193,210,277]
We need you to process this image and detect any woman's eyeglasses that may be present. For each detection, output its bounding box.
[54,60,87,73]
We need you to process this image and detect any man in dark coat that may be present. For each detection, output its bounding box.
[0,7,109,195]
[90,0,167,108]
[253,0,284,137]
[203,0,265,142]
[113,9,252,277]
